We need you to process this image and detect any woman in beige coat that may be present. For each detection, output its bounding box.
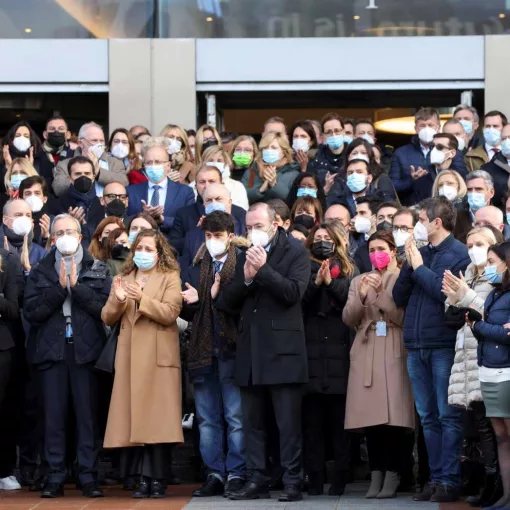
[343,230,414,500]
[101,229,183,499]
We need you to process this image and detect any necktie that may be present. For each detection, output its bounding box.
[213,260,222,276]
[151,185,161,207]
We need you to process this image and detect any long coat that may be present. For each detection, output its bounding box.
[342,268,414,430]
[101,269,184,447]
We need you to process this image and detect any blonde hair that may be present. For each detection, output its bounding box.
[432,170,468,199]
[141,136,170,159]
[202,145,232,169]
[256,132,294,174]
[159,124,192,168]
[466,226,499,246]
[5,158,38,193]
[195,125,222,165]
[230,135,259,162]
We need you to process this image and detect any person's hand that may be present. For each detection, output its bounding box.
[244,261,257,283]
[69,258,78,287]
[153,205,164,224]
[410,165,428,181]
[246,246,267,271]
[503,323,510,336]
[20,235,31,272]
[113,276,126,302]
[211,273,221,299]
[296,150,308,172]
[86,147,100,174]
[2,145,12,168]
[196,215,206,227]
[442,270,468,303]
[59,259,67,288]
[125,281,143,302]
[181,282,199,304]
[168,170,181,183]
[315,264,324,286]
[68,206,86,225]
[262,166,277,186]
[27,146,34,164]
[324,171,337,195]
[366,272,383,293]
[409,242,423,270]
[3,236,8,251]
[321,260,332,286]
[465,312,474,328]
[39,214,51,239]
[359,274,370,300]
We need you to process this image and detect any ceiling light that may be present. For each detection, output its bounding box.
[206,17,213,22]
[499,13,506,18]
[24,28,32,33]
[353,15,360,20]
[374,110,453,135]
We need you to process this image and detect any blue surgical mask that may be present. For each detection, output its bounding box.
[262,149,281,164]
[326,135,344,150]
[205,202,227,215]
[459,119,473,136]
[297,187,318,198]
[145,165,166,183]
[467,192,487,211]
[343,136,353,145]
[484,127,502,147]
[485,265,504,285]
[10,174,27,190]
[133,251,157,271]
[128,231,138,244]
[346,172,367,193]
[501,139,510,158]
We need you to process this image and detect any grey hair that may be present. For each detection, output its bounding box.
[141,136,170,159]
[51,214,82,235]
[248,202,277,223]
[3,198,30,217]
[78,122,104,140]
[466,170,494,190]
[454,104,480,124]
[443,118,465,133]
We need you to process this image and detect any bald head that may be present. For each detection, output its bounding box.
[203,183,232,214]
[325,204,351,227]
[474,205,504,232]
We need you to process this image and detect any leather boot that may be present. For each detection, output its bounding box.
[366,471,384,499]
[377,471,400,499]
[479,472,504,508]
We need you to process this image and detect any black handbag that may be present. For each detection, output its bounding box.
[444,306,483,331]
[95,322,120,373]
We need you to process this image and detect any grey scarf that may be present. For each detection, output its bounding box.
[54,245,84,333]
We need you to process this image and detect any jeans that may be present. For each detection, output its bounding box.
[193,359,245,480]
[407,348,463,488]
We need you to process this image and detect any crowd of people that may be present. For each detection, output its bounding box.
[0,106,509,508]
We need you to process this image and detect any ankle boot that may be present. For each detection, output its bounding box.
[377,471,400,499]
[479,472,503,508]
[366,471,384,499]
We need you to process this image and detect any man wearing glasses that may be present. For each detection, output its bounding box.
[100,182,132,225]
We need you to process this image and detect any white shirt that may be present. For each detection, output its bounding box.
[148,177,169,209]
[485,143,501,161]
[189,178,249,211]
[421,144,430,158]
[479,365,510,383]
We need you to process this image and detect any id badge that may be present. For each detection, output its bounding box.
[99,160,109,171]
[376,321,387,337]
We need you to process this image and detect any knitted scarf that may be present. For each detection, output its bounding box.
[188,243,238,376]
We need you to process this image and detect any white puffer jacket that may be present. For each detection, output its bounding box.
[447,264,492,409]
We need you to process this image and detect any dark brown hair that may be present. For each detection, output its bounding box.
[89,217,125,261]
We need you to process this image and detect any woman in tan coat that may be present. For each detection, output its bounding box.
[101,229,183,499]
[343,230,414,500]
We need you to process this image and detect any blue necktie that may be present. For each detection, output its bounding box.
[151,185,161,207]
[213,260,222,276]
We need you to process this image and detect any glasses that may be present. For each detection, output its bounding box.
[104,193,127,201]
[393,226,410,233]
[234,147,254,154]
[204,137,217,143]
[54,229,78,238]
[324,129,343,136]
[430,143,450,151]
[112,139,129,145]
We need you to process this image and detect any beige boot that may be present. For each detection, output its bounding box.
[377,470,400,499]
[366,471,384,498]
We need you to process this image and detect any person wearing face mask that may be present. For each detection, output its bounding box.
[100,182,131,226]
[126,213,158,247]
[453,104,484,153]
[179,212,249,498]
[431,169,467,213]
[289,120,319,173]
[220,202,310,503]
[343,119,355,146]
[301,222,358,496]
[53,122,128,198]
[159,124,196,184]
[442,119,469,156]
[289,196,322,233]
[286,173,326,212]
[19,176,52,248]
[23,214,111,499]
[443,227,504,509]
[352,196,381,274]
[126,137,195,234]
[195,125,223,166]
[391,207,426,265]
[466,241,510,510]
[103,228,130,277]
[101,230,183,499]
[88,217,125,262]
[393,197,470,503]
[230,135,258,182]
[375,202,398,233]
[354,118,394,172]
[107,128,142,176]
[390,108,467,206]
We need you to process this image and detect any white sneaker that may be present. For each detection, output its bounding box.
[0,476,21,490]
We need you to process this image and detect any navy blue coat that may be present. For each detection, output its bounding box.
[126,178,195,233]
[473,289,510,368]
[23,250,111,366]
[389,136,467,205]
[393,234,470,349]
[353,239,371,274]
[307,144,347,186]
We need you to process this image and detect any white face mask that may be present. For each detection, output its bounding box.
[360,133,375,145]
[438,184,458,201]
[468,245,488,267]
[418,126,436,144]
[250,228,271,248]
[413,221,429,242]
[206,161,230,179]
[430,147,448,166]
[24,195,44,213]
[456,136,465,151]
[354,216,372,234]
[13,136,31,153]
[111,144,129,159]
[349,153,370,163]
[89,143,105,159]
[167,138,182,155]
[393,229,411,248]
[11,216,32,236]
[292,138,309,153]
[206,238,228,258]
[56,235,79,256]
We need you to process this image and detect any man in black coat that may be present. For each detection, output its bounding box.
[221,202,310,502]
[23,213,111,499]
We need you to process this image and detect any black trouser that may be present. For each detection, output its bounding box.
[303,393,350,478]
[120,444,173,480]
[366,425,408,473]
[40,349,99,485]
[0,349,13,478]
[241,384,302,486]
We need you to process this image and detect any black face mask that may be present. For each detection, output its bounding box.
[201,139,218,154]
[293,214,315,230]
[47,131,66,149]
[105,199,126,217]
[73,176,93,194]
[111,244,130,261]
[377,221,393,232]
[311,240,335,260]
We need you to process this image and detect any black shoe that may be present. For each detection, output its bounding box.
[29,476,47,492]
[41,482,64,498]
[278,485,303,502]
[413,482,438,501]
[479,473,504,508]
[224,478,245,498]
[150,478,167,498]
[328,470,347,496]
[82,481,104,498]
[100,474,119,486]
[193,475,224,497]
[307,472,324,496]
[430,484,460,503]
[19,467,35,486]
[123,476,137,491]
[168,472,181,485]
[228,481,271,500]
[132,476,150,498]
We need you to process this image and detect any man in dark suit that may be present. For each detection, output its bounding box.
[221,202,310,502]
[126,138,194,234]
[179,183,246,269]
[99,182,133,226]
[170,166,245,254]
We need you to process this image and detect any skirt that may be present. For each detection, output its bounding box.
[481,380,510,418]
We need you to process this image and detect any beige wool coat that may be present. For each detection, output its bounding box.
[101,269,184,447]
[342,268,414,431]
